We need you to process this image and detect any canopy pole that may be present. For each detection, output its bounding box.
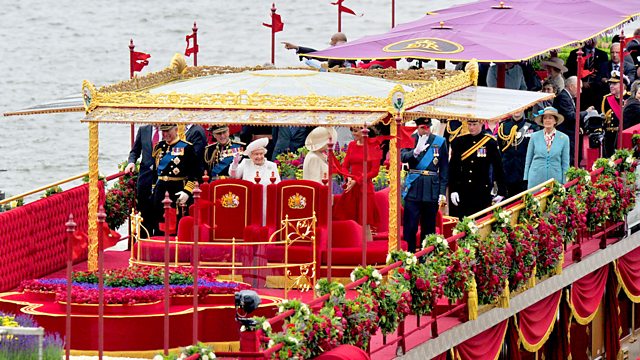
[497,63,506,88]
[88,122,100,271]
[388,115,400,252]
[575,49,583,168]
[361,126,369,266]
[618,30,625,149]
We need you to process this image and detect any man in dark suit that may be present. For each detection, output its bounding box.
[401,118,449,253]
[185,124,207,179]
[565,39,609,110]
[554,76,592,166]
[125,125,158,229]
[497,111,540,197]
[282,32,355,68]
[270,126,312,161]
[449,120,505,219]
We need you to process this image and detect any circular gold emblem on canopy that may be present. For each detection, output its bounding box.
[383,38,464,54]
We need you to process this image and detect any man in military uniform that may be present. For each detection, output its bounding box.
[401,118,449,253]
[150,124,199,235]
[497,111,539,197]
[601,72,630,157]
[449,120,505,219]
[204,125,245,179]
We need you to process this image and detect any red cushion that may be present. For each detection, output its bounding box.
[315,345,370,360]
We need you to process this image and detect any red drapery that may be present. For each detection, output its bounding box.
[615,247,640,302]
[455,320,508,360]
[515,290,562,352]
[604,263,622,360]
[569,265,608,325]
[543,289,572,360]
[506,317,522,360]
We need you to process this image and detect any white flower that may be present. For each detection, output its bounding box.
[289,336,299,345]
[468,222,478,234]
[559,186,566,193]
[9,200,17,208]
[153,355,164,360]
[186,346,194,351]
[608,160,616,168]
[262,321,271,332]
[338,283,344,289]
[436,236,449,248]
[314,283,320,290]
[626,156,634,164]
[350,270,356,282]
[202,355,209,360]
[452,228,460,235]
[584,175,591,183]
[385,253,392,264]
[240,325,247,332]
[268,340,275,348]
[372,269,383,282]
[592,162,598,171]
[278,305,284,313]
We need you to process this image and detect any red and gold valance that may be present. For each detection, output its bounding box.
[569,265,608,325]
[515,290,562,352]
[454,320,508,360]
[615,247,640,302]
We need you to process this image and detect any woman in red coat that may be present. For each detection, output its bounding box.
[333,127,381,228]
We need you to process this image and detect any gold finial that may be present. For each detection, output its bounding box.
[465,58,479,86]
[170,53,188,74]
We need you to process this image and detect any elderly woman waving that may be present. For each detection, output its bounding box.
[230,137,281,185]
[524,107,570,188]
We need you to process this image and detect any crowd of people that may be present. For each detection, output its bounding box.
[121,29,640,252]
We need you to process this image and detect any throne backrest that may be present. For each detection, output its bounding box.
[208,178,262,241]
[265,180,328,237]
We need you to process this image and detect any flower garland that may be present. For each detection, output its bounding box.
[452,217,480,249]
[476,220,510,305]
[534,215,564,278]
[517,193,541,225]
[387,250,440,316]
[104,161,137,230]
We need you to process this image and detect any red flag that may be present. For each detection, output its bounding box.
[398,126,418,148]
[185,33,198,57]
[101,222,122,249]
[71,230,88,261]
[263,11,284,33]
[131,51,150,72]
[332,0,357,16]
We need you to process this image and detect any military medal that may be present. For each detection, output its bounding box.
[433,145,440,165]
[477,147,486,157]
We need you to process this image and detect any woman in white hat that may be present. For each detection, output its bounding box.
[302,127,337,183]
[230,137,281,185]
[541,57,568,94]
[524,107,570,188]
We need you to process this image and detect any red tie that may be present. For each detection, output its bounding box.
[152,128,160,148]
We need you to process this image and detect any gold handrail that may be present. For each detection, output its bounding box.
[0,171,89,206]
[468,178,555,221]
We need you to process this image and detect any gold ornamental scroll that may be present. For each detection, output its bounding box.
[388,116,399,252]
[88,122,99,270]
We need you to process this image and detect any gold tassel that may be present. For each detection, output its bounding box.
[178,124,186,141]
[527,267,536,289]
[467,277,478,320]
[499,280,510,308]
[465,59,479,86]
[555,252,564,275]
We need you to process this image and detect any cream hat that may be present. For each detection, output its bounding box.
[534,106,564,126]
[305,127,338,152]
[541,57,568,73]
[244,137,269,156]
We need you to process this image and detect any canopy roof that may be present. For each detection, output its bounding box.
[305,0,640,62]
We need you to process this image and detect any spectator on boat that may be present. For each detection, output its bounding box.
[333,126,382,228]
[125,125,158,230]
[204,125,245,179]
[302,127,337,184]
[282,32,355,68]
[565,39,609,110]
[601,72,630,157]
[271,126,312,161]
[185,124,207,178]
[599,43,636,91]
[150,124,199,234]
[553,76,592,165]
[623,80,640,130]
[400,118,448,253]
[449,120,505,219]
[524,107,570,188]
[230,137,280,186]
[532,80,558,115]
[520,61,543,91]
[486,62,527,90]
[541,57,567,93]
[497,111,540,197]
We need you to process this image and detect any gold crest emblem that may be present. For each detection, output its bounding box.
[220,192,240,208]
[287,193,307,210]
[383,38,464,54]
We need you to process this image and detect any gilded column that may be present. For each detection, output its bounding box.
[388,116,399,252]
[88,122,99,270]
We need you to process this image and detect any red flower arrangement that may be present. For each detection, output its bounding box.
[72,265,218,287]
[56,286,163,305]
[475,228,510,305]
[104,164,137,230]
[388,250,442,316]
[507,223,537,291]
[534,215,564,278]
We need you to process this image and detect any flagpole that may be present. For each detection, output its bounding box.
[271,4,276,65]
[618,30,625,149]
[575,48,583,168]
[192,22,198,67]
[338,5,342,32]
[391,0,395,28]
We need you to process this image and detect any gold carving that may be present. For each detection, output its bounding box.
[170,53,188,74]
[287,193,307,210]
[82,80,98,113]
[388,118,398,252]
[220,192,240,208]
[286,263,316,293]
[87,122,99,271]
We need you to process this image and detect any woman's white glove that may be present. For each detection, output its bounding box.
[450,192,460,206]
[492,195,504,204]
[175,191,189,205]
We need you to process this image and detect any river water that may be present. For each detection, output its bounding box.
[0,0,636,198]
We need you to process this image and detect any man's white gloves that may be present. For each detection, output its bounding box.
[175,191,189,206]
[413,135,429,157]
[492,195,504,204]
[124,163,136,174]
[450,192,460,206]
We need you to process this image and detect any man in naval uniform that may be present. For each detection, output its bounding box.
[401,118,449,253]
[497,111,539,197]
[204,125,245,179]
[150,124,198,235]
[601,72,630,157]
[449,120,505,219]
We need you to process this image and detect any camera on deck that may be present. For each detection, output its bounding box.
[583,111,605,149]
[234,290,261,329]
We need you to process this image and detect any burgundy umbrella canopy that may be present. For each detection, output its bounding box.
[305,0,640,62]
